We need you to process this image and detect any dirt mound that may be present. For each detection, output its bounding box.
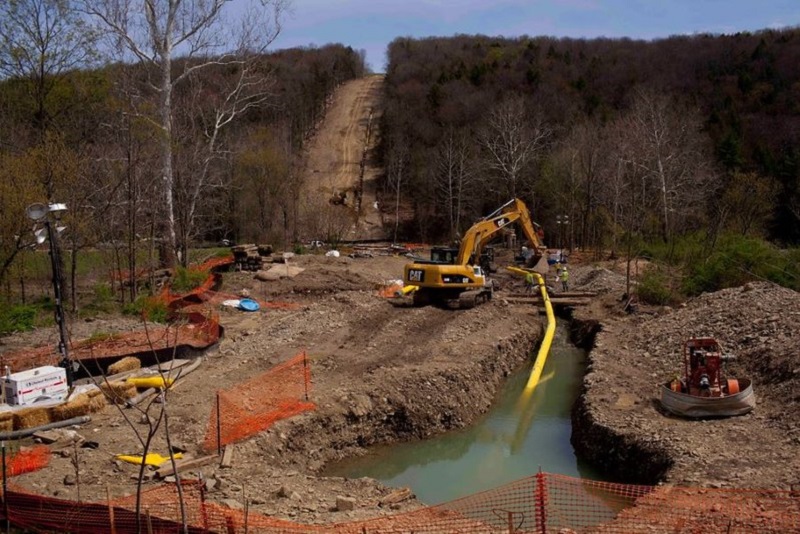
[573,277,800,489]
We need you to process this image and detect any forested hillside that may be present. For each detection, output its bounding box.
[0,41,365,302]
[379,30,800,251]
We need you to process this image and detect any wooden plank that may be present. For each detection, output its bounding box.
[220,444,235,468]
[379,487,413,507]
[155,454,218,478]
[506,297,591,306]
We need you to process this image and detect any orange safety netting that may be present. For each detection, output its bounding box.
[2,472,799,533]
[376,282,404,298]
[203,352,315,453]
[1,446,50,478]
[0,257,233,374]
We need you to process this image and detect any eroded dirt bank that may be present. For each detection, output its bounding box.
[568,266,800,490]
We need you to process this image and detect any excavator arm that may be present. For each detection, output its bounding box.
[456,198,545,266]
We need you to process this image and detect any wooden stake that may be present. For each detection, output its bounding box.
[107,485,116,534]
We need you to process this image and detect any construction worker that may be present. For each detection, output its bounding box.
[524,271,534,294]
[560,267,570,291]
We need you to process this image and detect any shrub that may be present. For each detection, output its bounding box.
[81,283,116,316]
[122,295,169,323]
[682,235,781,295]
[0,304,38,335]
[171,267,207,293]
[636,268,675,305]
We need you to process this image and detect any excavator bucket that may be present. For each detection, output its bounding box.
[529,254,549,276]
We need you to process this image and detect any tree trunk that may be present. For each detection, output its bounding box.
[159,50,177,268]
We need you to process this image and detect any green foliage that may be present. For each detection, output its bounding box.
[123,295,168,324]
[0,304,38,335]
[636,268,675,305]
[171,267,207,293]
[81,283,116,317]
[294,243,307,255]
[639,232,707,265]
[682,234,796,295]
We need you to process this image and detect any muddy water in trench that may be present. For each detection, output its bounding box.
[325,323,602,504]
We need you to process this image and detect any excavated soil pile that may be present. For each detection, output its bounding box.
[573,279,800,489]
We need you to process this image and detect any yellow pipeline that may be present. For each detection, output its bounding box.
[400,285,418,295]
[506,267,556,392]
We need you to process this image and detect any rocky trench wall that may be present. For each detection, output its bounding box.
[568,317,674,485]
[259,328,540,473]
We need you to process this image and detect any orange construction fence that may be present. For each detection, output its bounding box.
[2,471,798,533]
[1,256,233,374]
[1,446,50,479]
[203,352,315,453]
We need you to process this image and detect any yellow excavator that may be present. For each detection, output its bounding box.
[403,198,547,308]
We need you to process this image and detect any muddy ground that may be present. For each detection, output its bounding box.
[4,249,799,529]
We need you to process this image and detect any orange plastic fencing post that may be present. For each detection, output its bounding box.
[535,469,547,534]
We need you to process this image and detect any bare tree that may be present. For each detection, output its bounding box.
[0,0,97,149]
[173,63,279,263]
[720,171,777,236]
[560,121,611,249]
[386,134,409,243]
[435,127,476,240]
[479,96,550,199]
[79,0,287,266]
[619,88,714,243]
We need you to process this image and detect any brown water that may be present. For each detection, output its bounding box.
[325,323,602,504]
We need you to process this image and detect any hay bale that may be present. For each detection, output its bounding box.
[13,407,53,430]
[0,411,12,433]
[50,394,91,421]
[99,380,138,404]
[107,356,141,376]
[87,393,107,413]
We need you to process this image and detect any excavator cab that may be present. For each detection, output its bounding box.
[430,247,458,264]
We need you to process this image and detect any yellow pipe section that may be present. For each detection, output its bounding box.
[506,266,556,393]
[400,285,418,295]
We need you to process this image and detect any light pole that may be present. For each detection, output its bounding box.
[556,214,569,258]
[26,202,74,388]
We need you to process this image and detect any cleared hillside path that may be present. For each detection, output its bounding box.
[300,74,386,241]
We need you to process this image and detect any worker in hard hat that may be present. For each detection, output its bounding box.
[559,266,569,291]
[524,271,534,294]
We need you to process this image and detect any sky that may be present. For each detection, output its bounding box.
[261,0,800,72]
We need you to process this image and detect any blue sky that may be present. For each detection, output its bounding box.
[263,0,800,71]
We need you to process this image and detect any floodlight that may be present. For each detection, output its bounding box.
[48,203,67,214]
[26,203,48,221]
[56,225,67,234]
[34,228,47,244]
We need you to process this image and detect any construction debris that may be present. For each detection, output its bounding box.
[379,487,413,507]
[155,454,218,478]
[232,244,273,272]
[220,444,235,468]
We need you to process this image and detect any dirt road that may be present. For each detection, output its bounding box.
[298,75,385,242]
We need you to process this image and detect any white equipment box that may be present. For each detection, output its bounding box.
[4,365,68,406]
